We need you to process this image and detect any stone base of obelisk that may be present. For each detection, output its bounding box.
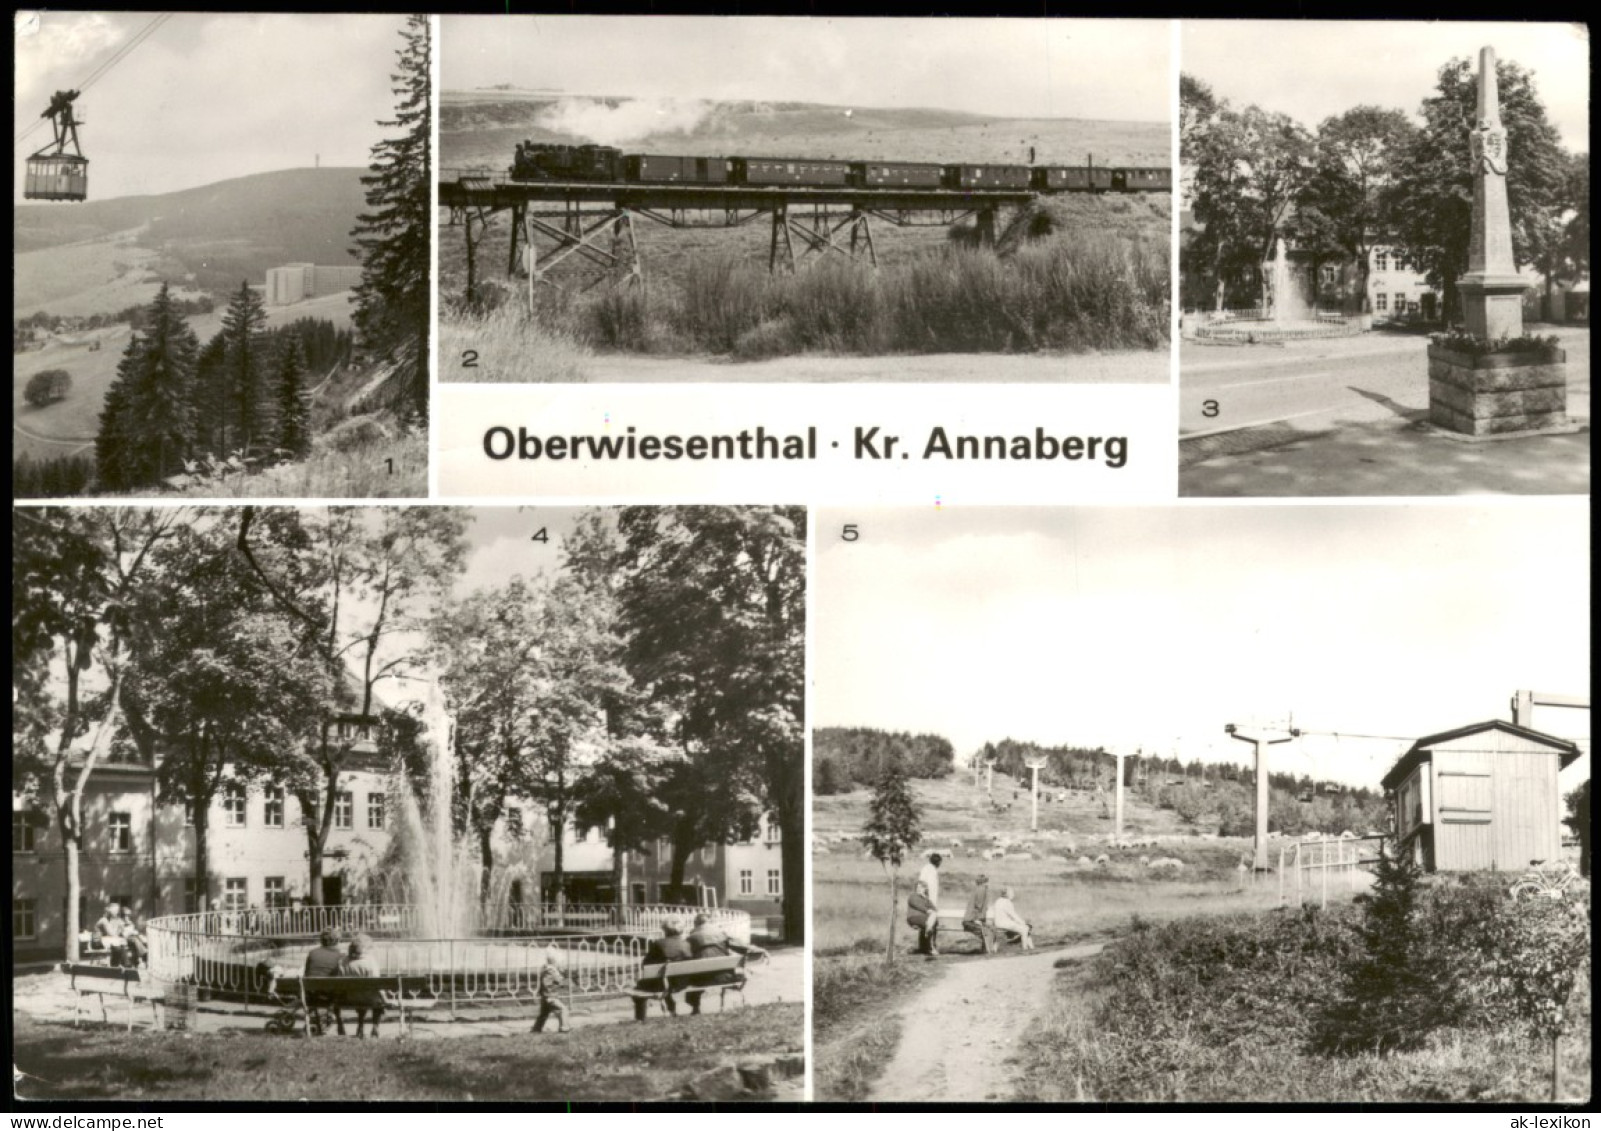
[1426,345,1574,439]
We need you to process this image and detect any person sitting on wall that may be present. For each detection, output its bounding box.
[683,912,765,1015]
[631,917,693,1022]
[303,928,347,1036]
[340,934,384,1039]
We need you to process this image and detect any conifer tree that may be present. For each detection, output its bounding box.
[95,336,143,491]
[192,333,229,459]
[128,284,201,483]
[220,281,269,455]
[350,13,430,420]
[274,334,311,458]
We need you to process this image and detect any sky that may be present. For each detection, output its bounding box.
[1183,20,1589,153]
[442,16,1171,124]
[814,504,1591,794]
[13,12,409,201]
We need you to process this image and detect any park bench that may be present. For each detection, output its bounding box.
[60,963,165,1032]
[268,975,439,1037]
[626,955,748,1014]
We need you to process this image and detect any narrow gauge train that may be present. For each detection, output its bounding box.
[509,142,1170,193]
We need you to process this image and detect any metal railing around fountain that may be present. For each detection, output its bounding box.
[143,902,752,1012]
[1191,307,1361,341]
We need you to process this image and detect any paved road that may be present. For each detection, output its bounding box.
[1181,329,1590,439]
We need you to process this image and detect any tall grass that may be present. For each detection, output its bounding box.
[448,230,1170,368]
[813,955,941,1101]
[165,428,428,498]
[439,299,591,382]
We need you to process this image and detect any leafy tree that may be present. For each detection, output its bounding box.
[220,281,270,456]
[614,506,806,940]
[1182,84,1316,311]
[232,506,470,904]
[274,335,311,458]
[1563,780,1589,877]
[1386,55,1569,322]
[1484,898,1591,1100]
[120,521,329,905]
[12,508,182,955]
[350,13,431,420]
[1295,106,1416,313]
[572,736,680,904]
[24,368,71,407]
[862,761,922,963]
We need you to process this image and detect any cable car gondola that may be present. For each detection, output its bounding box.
[25,90,89,202]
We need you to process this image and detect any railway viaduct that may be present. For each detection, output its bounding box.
[438,168,1038,301]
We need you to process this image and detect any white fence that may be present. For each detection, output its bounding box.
[1278,837,1381,908]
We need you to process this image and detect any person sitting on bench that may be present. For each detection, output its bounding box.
[990,886,1034,950]
[118,907,148,967]
[632,917,692,1022]
[962,875,994,955]
[92,904,128,965]
[304,928,347,1035]
[683,912,764,1014]
[340,934,384,1038]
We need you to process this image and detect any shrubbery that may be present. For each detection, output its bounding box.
[1064,870,1589,1098]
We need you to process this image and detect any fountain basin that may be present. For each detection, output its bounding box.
[145,903,752,1007]
[1194,311,1363,343]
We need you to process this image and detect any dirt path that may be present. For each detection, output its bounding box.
[868,942,1103,1103]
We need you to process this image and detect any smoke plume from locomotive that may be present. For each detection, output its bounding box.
[534,96,712,147]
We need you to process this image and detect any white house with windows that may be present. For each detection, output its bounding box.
[534,811,788,940]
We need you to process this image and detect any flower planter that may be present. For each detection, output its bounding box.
[1427,345,1568,436]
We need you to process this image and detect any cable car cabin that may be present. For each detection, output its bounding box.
[25,153,89,201]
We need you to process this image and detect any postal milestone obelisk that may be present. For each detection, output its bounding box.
[1457,46,1527,341]
[1427,45,1570,438]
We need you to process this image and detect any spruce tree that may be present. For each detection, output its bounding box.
[95,335,143,491]
[350,13,430,421]
[192,333,229,459]
[128,284,200,484]
[220,281,269,456]
[274,334,311,458]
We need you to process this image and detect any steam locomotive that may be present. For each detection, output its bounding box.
[508,142,1171,194]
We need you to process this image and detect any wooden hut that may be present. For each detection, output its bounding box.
[1382,720,1580,872]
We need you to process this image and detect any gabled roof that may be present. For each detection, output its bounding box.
[1381,719,1581,791]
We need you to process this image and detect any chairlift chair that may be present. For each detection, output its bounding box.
[25,90,89,202]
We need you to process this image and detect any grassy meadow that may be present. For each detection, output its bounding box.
[12,1003,802,1102]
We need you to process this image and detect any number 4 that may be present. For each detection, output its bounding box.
[531,528,549,543]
